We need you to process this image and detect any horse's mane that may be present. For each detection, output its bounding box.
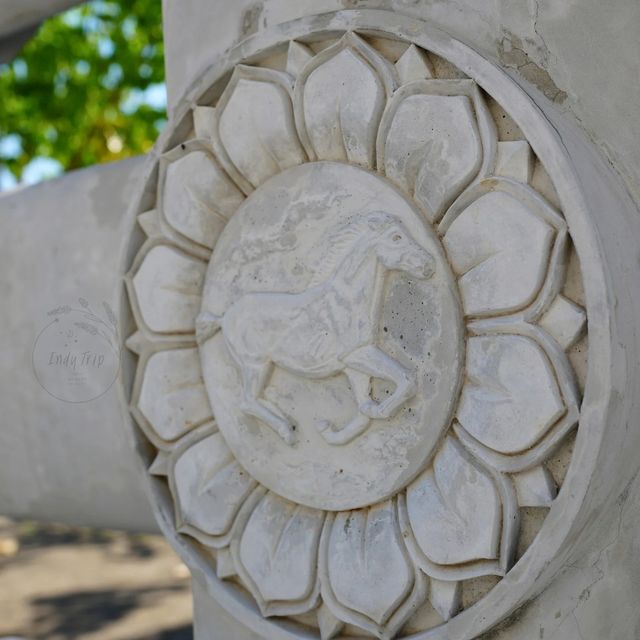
[308,212,393,287]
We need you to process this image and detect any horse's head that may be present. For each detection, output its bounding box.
[367,211,435,279]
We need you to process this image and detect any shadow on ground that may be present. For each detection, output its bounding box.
[133,626,193,640]
[28,585,191,639]
[0,518,193,640]
[13,521,156,558]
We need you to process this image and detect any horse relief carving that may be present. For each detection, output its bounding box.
[196,211,435,446]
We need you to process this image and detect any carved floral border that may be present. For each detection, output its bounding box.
[123,24,588,640]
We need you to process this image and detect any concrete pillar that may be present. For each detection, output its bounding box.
[130,3,640,639]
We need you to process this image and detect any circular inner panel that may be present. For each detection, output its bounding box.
[200,161,464,510]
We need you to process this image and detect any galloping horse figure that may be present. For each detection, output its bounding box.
[196,211,435,446]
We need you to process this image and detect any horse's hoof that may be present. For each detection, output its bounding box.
[376,400,401,419]
[360,400,383,419]
[315,419,333,434]
[279,424,297,446]
[278,431,296,446]
[361,399,401,419]
[315,420,353,445]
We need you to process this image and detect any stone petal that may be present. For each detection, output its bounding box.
[137,209,161,238]
[148,451,170,476]
[295,32,396,168]
[286,40,314,77]
[317,604,344,640]
[234,492,324,615]
[125,330,145,355]
[458,335,565,453]
[539,294,586,349]
[138,348,211,442]
[130,244,206,333]
[324,501,413,627]
[216,66,306,190]
[429,579,461,621]
[513,465,557,507]
[172,431,256,542]
[216,547,237,579]
[193,106,216,139]
[495,140,533,183]
[379,80,493,222]
[395,44,434,84]
[406,436,501,565]
[442,188,555,317]
[160,144,244,249]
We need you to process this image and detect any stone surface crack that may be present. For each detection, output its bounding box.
[497,30,567,103]
[531,0,551,66]
[561,475,634,636]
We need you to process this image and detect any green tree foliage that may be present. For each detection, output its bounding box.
[0,0,165,182]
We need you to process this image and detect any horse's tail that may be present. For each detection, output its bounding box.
[196,311,223,345]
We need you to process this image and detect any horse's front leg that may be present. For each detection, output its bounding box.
[317,368,371,445]
[342,345,417,420]
[239,360,296,445]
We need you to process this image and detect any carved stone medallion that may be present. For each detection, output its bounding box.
[199,161,463,511]
[124,13,589,639]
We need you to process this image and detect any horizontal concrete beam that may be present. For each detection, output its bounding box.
[0,25,37,63]
[0,157,157,533]
[0,0,82,39]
